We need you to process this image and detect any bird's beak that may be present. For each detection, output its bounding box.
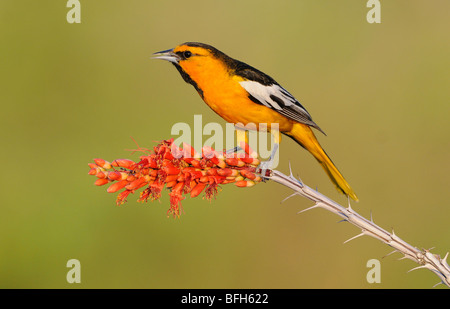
[152,48,180,63]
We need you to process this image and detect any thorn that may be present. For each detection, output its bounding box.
[347,195,351,208]
[370,210,374,222]
[288,161,294,178]
[382,250,399,259]
[297,203,320,215]
[296,173,303,184]
[443,252,449,263]
[407,265,427,273]
[432,281,443,288]
[343,232,366,244]
[281,192,298,204]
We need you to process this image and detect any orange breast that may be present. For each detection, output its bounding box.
[179,54,293,132]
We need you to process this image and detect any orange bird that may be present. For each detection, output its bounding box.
[153,42,358,201]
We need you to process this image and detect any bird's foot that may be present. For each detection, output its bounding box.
[225,146,242,155]
[256,160,273,181]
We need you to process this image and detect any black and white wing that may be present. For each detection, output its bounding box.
[239,80,325,135]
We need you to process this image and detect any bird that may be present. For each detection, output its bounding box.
[152,42,358,201]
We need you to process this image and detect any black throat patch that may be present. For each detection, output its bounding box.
[172,63,204,99]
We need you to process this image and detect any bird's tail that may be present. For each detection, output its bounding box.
[285,123,359,201]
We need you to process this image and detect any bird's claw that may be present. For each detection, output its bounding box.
[256,160,273,180]
[226,146,242,155]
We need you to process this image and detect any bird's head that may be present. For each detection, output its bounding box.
[152,42,233,89]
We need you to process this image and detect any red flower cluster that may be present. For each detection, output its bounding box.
[88,139,262,217]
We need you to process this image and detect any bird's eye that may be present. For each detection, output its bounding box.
[183,51,192,59]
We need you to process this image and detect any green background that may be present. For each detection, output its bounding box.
[1,0,449,288]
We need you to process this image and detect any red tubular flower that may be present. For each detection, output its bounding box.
[88,139,262,218]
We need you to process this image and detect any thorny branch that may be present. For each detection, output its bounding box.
[89,139,449,287]
[263,167,450,288]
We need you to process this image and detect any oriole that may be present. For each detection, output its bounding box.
[153,42,358,201]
